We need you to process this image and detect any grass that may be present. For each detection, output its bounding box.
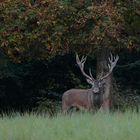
[0,111,140,140]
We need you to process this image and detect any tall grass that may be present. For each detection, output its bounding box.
[0,111,140,140]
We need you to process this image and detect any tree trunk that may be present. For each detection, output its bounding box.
[96,47,112,112]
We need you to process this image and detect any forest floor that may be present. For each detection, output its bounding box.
[0,111,139,140]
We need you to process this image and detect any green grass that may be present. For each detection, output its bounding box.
[0,111,140,140]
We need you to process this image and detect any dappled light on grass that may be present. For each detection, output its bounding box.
[0,111,140,140]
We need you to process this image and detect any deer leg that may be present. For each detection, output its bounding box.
[99,97,110,112]
[62,101,70,114]
[75,104,88,112]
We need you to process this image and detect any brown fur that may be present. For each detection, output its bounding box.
[62,89,94,113]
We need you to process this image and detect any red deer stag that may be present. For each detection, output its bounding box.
[62,53,119,113]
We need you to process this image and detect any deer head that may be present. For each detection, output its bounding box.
[76,53,119,93]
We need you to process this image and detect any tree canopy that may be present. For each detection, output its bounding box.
[0,0,139,61]
[0,0,139,113]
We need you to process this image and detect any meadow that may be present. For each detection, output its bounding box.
[0,111,139,140]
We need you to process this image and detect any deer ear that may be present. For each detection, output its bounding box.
[86,79,94,85]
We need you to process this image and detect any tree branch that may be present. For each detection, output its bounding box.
[117,60,140,69]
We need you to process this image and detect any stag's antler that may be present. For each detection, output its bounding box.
[100,53,119,80]
[76,54,95,82]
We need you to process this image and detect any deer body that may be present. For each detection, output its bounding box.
[62,53,119,113]
[62,88,102,112]
[62,89,93,112]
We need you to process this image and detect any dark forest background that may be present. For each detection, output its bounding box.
[0,0,140,114]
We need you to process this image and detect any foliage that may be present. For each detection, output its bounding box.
[112,84,140,112]
[0,54,83,113]
[33,97,61,116]
[0,52,139,113]
[58,0,123,54]
[0,0,66,61]
[0,0,139,61]
[117,0,140,51]
[0,0,139,112]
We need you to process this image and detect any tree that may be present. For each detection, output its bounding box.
[61,1,123,111]
[0,0,139,111]
[60,0,140,111]
[0,0,66,61]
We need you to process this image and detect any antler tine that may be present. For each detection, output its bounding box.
[115,55,119,62]
[109,53,113,63]
[81,56,87,66]
[89,68,95,80]
[110,53,113,60]
[81,56,86,62]
[108,63,111,69]
[76,54,86,64]
[76,53,95,81]
[100,53,119,80]
[76,53,80,65]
